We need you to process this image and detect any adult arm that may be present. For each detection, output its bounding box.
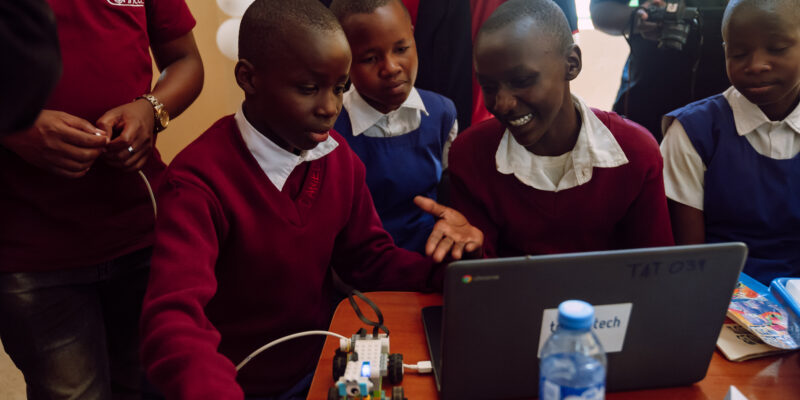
[97,32,203,171]
[0,0,107,179]
[139,176,243,400]
[0,111,108,178]
[0,0,61,134]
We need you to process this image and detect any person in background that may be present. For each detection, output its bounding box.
[591,0,729,141]
[0,0,203,398]
[449,0,674,258]
[660,0,800,285]
[139,1,482,398]
[330,0,458,254]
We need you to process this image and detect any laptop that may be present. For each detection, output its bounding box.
[422,243,747,400]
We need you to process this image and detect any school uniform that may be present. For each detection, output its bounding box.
[0,1,194,398]
[661,87,800,285]
[449,95,674,258]
[140,109,440,399]
[334,87,457,254]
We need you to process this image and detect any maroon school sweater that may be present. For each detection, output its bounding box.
[449,111,673,258]
[140,116,438,399]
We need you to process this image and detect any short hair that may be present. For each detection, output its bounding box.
[478,0,574,54]
[329,0,410,23]
[238,0,341,66]
[722,0,800,35]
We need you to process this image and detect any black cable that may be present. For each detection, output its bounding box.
[347,289,390,337]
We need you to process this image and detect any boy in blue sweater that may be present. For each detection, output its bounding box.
[329,0,458,254]
[661,0,800,285]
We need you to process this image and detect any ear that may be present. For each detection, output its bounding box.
[565,44,582,81]
[235,59,258,95]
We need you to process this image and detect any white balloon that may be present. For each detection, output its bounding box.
[216,0,253,17]
[216,18,241,61]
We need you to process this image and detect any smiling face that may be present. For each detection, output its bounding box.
[237,26,351,153]
[340,0,418,114]
[474,19,581,155]
[723,2,800,120]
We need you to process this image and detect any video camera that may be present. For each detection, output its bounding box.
[645,0,700,51]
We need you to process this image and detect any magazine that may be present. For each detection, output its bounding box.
[725,274,798,350]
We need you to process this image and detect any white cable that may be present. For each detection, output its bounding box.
[402,361,433,374]
[236,330,349,371]
[137,170,157,219]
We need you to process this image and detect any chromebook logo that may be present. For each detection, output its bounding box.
[462,275,473,284]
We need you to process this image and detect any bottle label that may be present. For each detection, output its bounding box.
[541,379,605,400]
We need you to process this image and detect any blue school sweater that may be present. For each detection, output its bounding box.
[334,89,456,254]
[667,95,800,285]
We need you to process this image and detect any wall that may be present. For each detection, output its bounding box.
[157,0,244,163]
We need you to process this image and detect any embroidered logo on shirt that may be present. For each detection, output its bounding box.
[107,0,144,6]
[299,165,322,207]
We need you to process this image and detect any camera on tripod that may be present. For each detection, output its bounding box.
[645,0,700,51]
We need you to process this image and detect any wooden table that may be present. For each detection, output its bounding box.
[308,292,800,399]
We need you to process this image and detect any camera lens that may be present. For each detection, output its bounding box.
[659,21,691,51]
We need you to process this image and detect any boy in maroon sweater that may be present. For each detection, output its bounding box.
[449,0,673,257]
[139,1,482,399]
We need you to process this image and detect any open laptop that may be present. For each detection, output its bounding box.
[422,243,747,400]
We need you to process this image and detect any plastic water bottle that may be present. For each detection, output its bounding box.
[539,300,607,400]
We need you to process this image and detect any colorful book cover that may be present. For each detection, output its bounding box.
[726,274,798,350]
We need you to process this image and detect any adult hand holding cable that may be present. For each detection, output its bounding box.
[0,110,108,178]
[96,98,155,172]
[414,195,484,263]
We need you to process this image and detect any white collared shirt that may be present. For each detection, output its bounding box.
[235,106,338,191]
[342,87,458,167]
[495,94,629,192]
[661,86,800,210]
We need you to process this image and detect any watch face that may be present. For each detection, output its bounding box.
[158,110,169,129]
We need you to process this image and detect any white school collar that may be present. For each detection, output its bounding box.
[342,86,428,136]
[234,106,338,191]
[495,94,629,191]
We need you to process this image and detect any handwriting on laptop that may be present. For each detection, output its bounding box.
[627,259,706,279]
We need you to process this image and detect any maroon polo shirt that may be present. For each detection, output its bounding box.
[0,0,195,271]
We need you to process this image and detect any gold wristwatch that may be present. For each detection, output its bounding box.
[137,94,169,133]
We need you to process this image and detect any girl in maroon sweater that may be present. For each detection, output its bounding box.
[448,0,673,258]
[139,1,482,399]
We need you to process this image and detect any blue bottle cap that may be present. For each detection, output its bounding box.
[558,300,595,330]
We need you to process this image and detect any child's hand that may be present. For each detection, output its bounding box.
[0,110,108,178]
[96,98,155,172]
[414,196,484,263]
